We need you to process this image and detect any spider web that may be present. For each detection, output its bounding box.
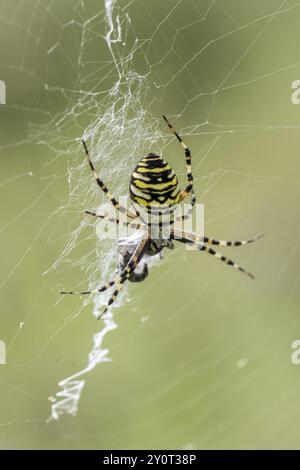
[1,0,300,449]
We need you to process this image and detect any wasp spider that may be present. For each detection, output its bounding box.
[61,116,263,319]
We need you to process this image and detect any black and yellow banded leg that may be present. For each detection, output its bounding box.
[163,115,194,196]
[97,236,150,319]
[60,277,120,296]
[172,230,256,279]
[203,232,264,246]
[60,235,150,317]
[198,244,255,279]
[84,210,145,230]
[179,186,196,204]
[175,188,196,222]
[60,236,149,296]
[172,229,264,247]
[82,140,139,220]
[163,115,195,222]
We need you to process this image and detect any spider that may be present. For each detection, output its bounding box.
[60,115,263,319]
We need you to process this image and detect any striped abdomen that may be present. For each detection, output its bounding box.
[129,153,180,212]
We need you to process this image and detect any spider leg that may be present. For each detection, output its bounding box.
[61,235,150,312]
[163,115,195,222]
[171,229,257,279]
[163,115,193,190]
[97,235,150,319]
[172,229,264,247]
[180,187,196,204]
[82,139,139,220]
[84,210,144,230]
[60,278,119,295]
[174,188,196,223]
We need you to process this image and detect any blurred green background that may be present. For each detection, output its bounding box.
[1,0,300,449]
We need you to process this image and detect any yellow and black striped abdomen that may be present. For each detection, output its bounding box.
[129,153,180,210]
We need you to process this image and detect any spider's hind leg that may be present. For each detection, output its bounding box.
[176,231,264,247]
[171,229,261,280]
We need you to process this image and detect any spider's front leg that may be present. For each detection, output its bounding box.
[119,248,149,283]
[97,235,150,319]
[60,234,150,319]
